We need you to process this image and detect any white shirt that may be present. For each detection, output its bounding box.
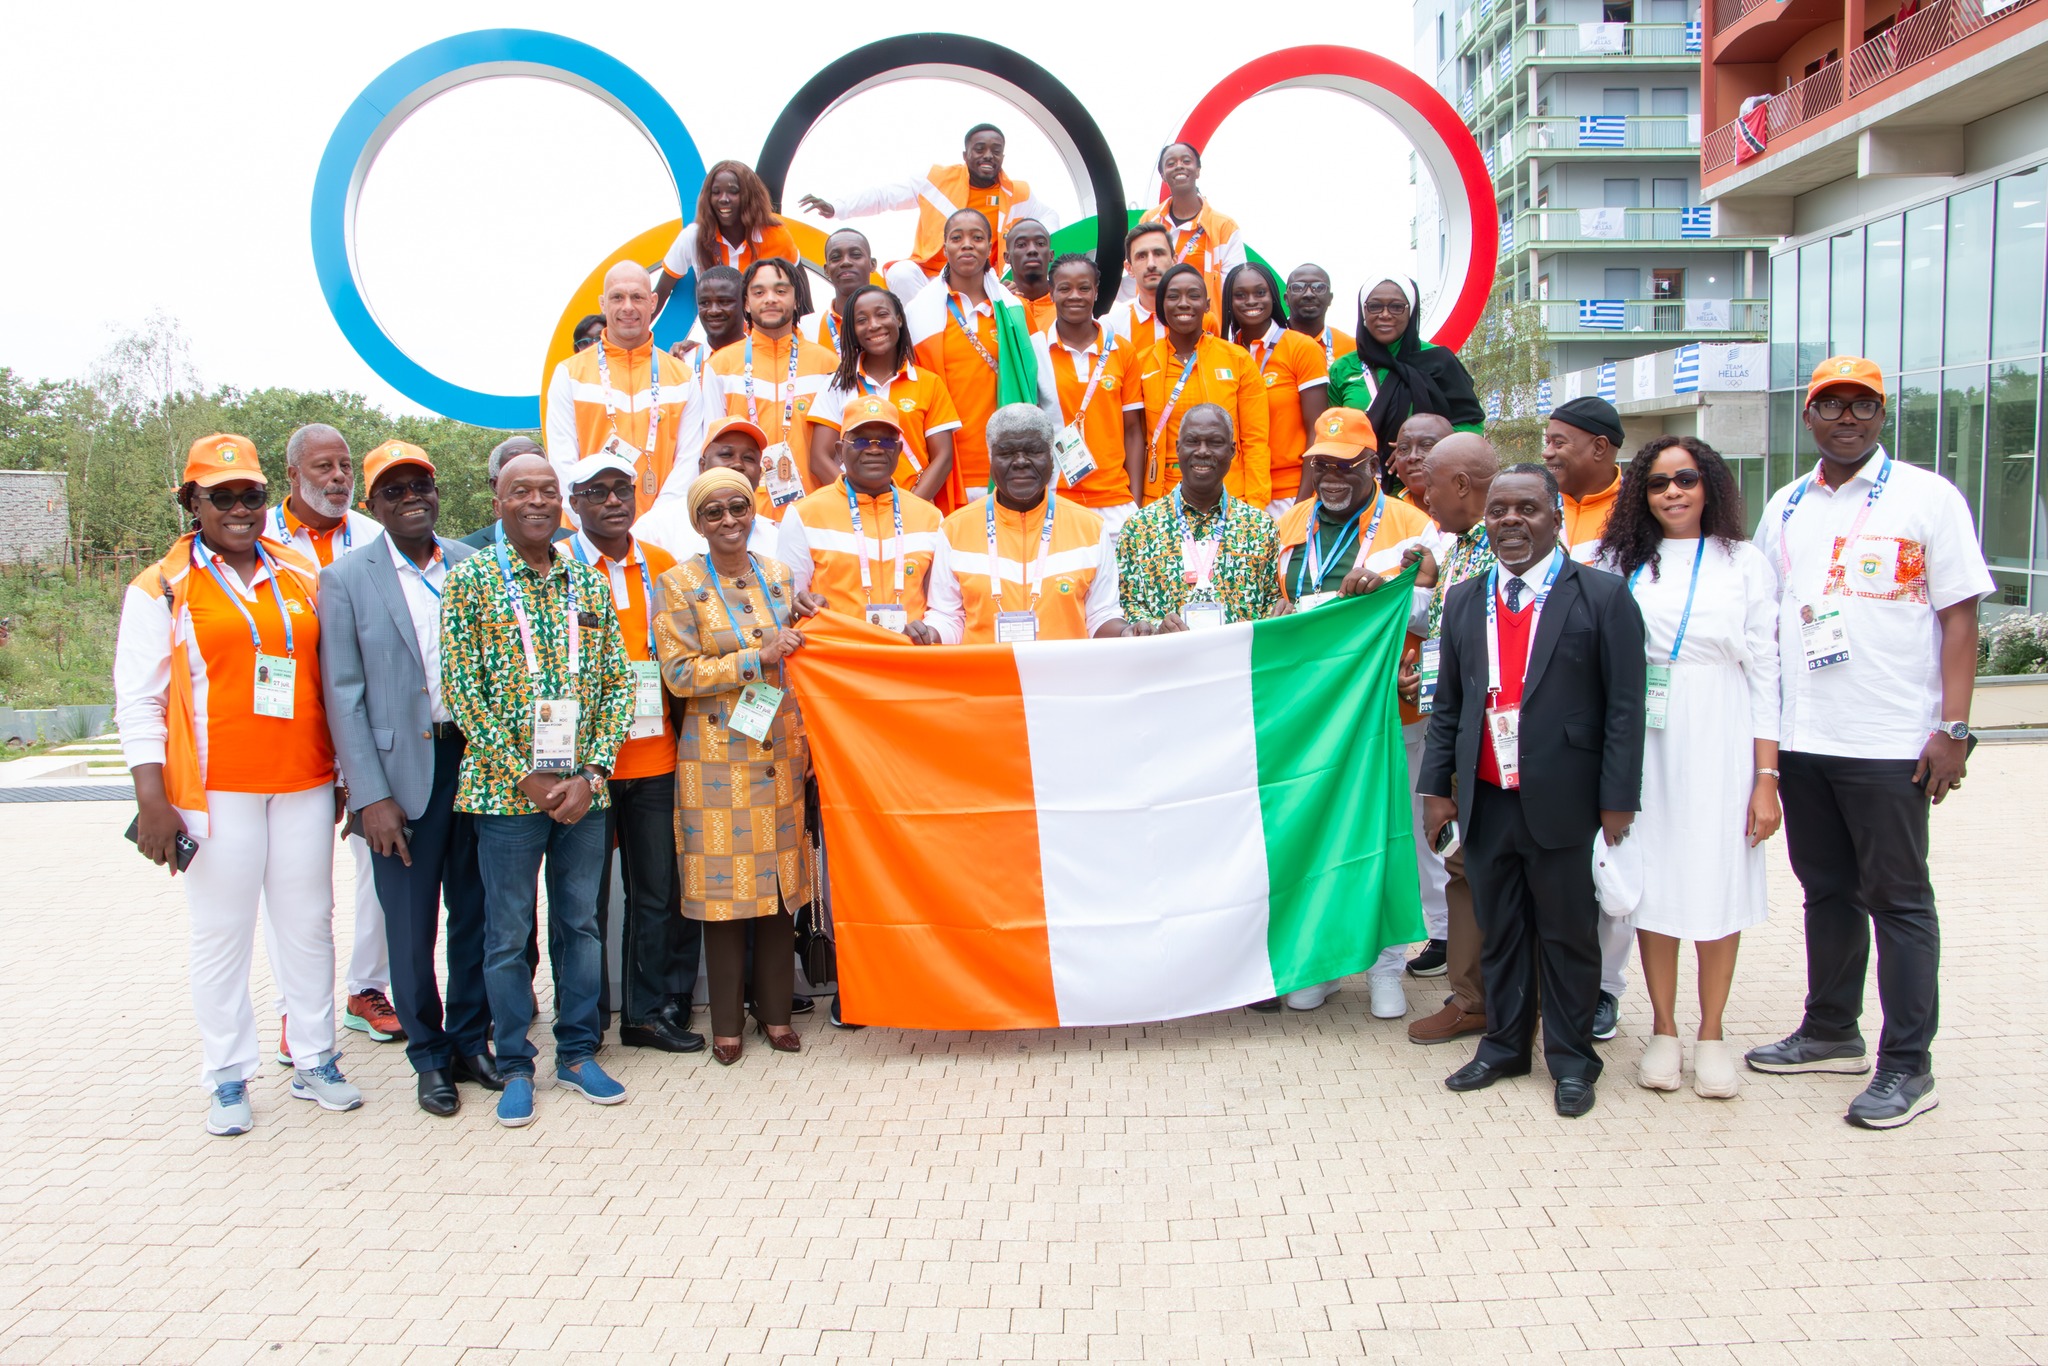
[386,534,450,723]
[1754,448,1992,759]
[631,499,784,566]
[269,506,381,569]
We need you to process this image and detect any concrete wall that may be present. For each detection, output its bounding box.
[0,471,68,565]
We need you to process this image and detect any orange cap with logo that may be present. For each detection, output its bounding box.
[1806,355,1885,404]
[363,440,435,495]
[182,434,266,489]
[1303,407,1379,462]
[839,394,905,433]
[706,415,770,449]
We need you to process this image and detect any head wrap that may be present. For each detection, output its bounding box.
[1549,396,1625,447]
[1354,272,1451,471]
[688,467,755,519]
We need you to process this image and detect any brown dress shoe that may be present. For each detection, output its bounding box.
[711,1039,743,1066]
[1409,1001,1488,1044]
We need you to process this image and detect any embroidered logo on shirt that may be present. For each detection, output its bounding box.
[1823,536,1928,603]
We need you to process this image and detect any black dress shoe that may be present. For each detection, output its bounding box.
[449,1051,504,1091]
[619,1014,706,1053]
[416,1069,459,1117]
[1555,1077,1597,1117]
[1446,1058,1531,1092]
[1248,997,1283,1013]
[790,995,816,1016]
[828,997,865,1030]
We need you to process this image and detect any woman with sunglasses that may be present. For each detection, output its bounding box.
[114,434,362,1136]
[806,283,961,505]
[653,468,826,1065]
[1325,270,1484,492]
[1593,436,1781,1099]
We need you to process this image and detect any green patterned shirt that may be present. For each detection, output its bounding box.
[440,540,634,815]
[1428,524,1496,639]
[1115,491,1279,625]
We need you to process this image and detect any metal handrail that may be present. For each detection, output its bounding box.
[1514,113,1700,155]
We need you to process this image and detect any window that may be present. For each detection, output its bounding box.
[1650,87,1688,115]
[1771,248,1799,389]
[1897,371,1940,471]
[1865,215,1904,375]
[1991,169,2047,360]
[1767,390,1801,503]
[1652,177,1688,208]
[1942,366,1988,505]
[1652,268,1685,298]
[1437,13,1447,67]
[1830,229,1864,361]
[1945,183,1994,366]
[1604,178,1641,208]
[1603,0,1633,21]
[1603,88,1642,116]
[1798,239,1830,380]
[1606,267,1642,298]
[1984,361,2038,568]
[1902,201,1945,371]
[1536,274,1551,299]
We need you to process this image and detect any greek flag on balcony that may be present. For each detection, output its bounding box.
[1501,216,1514,252]
[1580,299,1625,331]
[1673,344,1702,395]
[1486,390,1503,420]
[1578,115,1628,148]
[1462,85,1476,118]
[1679,206,1715,239]
[1483,145,1497,179]
[1597,363,1618,401]
[1498,45,1512,81]
[1684,20,1703,52]
[1536,379,1554,415]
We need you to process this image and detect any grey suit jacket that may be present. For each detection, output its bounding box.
[319,533,476,819]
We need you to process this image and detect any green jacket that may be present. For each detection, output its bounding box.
[1326,339,1486,435]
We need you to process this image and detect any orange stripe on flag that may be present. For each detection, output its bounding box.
[787,612,1056,1030]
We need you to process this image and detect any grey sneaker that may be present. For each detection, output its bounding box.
[1744,1031,1873,1075]
[206,1080,253,1136]
[1846,1070,1938,1130]
[290,1057,364,1112]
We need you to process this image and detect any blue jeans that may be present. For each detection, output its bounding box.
[474,808,607,1078]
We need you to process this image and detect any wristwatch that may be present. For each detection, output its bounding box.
[1936,721,1971,741]
[579,764,609,796]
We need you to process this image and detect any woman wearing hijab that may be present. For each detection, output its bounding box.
[1325,271,1484,482]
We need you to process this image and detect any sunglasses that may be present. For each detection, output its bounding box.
[699,499,753,524]
[198,487,268,512]
[373,476,438,502]
[1809,397,1882,420]
[1305,457,1367,476]
[844,435,902,454]
[1646,469,1703,493]
[573,481,635,505]
[1362,300,1411,316]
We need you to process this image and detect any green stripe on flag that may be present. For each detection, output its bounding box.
[1251,568,1427,995]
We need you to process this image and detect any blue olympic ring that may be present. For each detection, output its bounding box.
[309,29,705,429]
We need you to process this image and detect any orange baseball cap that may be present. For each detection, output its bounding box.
[182,434,266,489]
[706,415,769,449]
[839,394,905,433]
[1303,407,1379,462]
[1806,355,1885,404]
[363,440,435,494]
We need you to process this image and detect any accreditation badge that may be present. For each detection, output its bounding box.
[1051,422,1097,487]
[1799,603,1851,672]
[600,435,653,499]
[531,698,580,772]
[1296,591,1339,613]
[727,682,783,743]
[1417,639,1441,715]
[1182,599,1226,631]
[1484,703,1521,789]
[629,660,665,738]
[995,610,1039,644]
[1644,663,1672,729]
[762,442,804,508]
[865,603,909,634]
[252,653,296,719]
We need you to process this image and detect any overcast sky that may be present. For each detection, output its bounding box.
[1,2,1422,426]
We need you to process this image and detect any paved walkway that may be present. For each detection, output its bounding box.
[2,749,2044,1365]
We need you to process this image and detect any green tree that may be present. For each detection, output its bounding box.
[1459,290,1551,465]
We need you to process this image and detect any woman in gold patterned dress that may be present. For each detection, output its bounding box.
[652,468,822,1065]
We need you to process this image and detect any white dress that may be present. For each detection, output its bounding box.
[1610,538,1781,941]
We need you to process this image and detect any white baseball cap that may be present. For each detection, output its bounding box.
[568,452,638,490]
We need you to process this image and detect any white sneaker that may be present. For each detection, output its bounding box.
[1693,1039,1740,1098]
[1369,977,1408,1019]
[1283,980,1338,1011]
[1638,1034,1683,1091]
[206,1081,253,1137]
[290,1057,364,1112]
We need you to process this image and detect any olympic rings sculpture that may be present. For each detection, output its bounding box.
[312,30,1497,430]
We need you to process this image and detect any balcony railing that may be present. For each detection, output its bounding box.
[1704,0,2042,171]
[1513,113,1700,157]
[1515,22,1698,60]
[1516,207,1724,242]
[1714,0,1773,35]
[1538,299,1770,335]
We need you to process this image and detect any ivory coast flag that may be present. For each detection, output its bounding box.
[786,568,1425,1031]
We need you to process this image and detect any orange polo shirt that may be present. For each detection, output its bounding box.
[1307,325,1357,364]
[569,533,678,782]
[780,478,944,621]
[1245,325,1330,501]
[1132,335,1272,507]
[702,331,839,516]
[805,366,963,494]
[912,291,1003,509]
[1137,198,1243,313]
[1015,291,1057,335]
[1561,468,1622,554]
[181,542,333,794]
[1039,326,1138,509]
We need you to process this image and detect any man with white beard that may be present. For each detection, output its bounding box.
[265,424,406,1061]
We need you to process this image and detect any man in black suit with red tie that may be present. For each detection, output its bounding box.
[1417,462,1646,1117]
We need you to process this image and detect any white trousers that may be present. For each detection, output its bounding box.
[187,786,337,1085]
[343,833,389,995]
[1371,720,1453,982]
[885,259,935,303]
[1600,908,1633,999]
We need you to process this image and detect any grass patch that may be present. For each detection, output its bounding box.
[0,561,124,709]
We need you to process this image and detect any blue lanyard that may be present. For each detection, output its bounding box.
[1148,349,1200,455]
[705,553,784,682]
[1169,487,1230,544]
[1629,539,1705,664]
[1778,453,1891,578]
[198,541,295,657]
[946,296,1000,373]
[1294,494,1381,599]
[275,505,350,554]
[389,539,443,600]
[1484,546,1564,697]
[573,535,655,657]
[494,521,580,680]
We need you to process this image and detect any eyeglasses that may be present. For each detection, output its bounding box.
[573,481,635,505]
[699,499,753,524]
[199,487,268,512]
[1362,300,1411,317]
[844,436,902,454]
[1305,457,1367,476]
[373,477,438,502]
[1810,396,1882,420]
[1645,469,1703,494]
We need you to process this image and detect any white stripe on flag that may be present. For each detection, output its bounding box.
[1015,631,1277,1025]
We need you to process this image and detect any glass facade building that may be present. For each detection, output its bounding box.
[1767,162,2047,618]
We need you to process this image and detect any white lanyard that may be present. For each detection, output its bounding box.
[595,344,660,460]
[986,495,1057,614]
[274,506,350,555]
[199,542,295,658]
[743,333,800,439]
[846,479,907,604]
[1778,453,1892,580]
[1172,489,1229,596]
[494,524,580,680]
[571,535,654,657]
[1485,547,1564,698]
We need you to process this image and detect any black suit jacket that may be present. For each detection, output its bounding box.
[1417,556,1647,849]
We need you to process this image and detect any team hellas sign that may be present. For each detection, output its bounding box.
[786,582,1424,1031]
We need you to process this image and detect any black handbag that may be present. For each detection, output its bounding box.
[794,777,837,987]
